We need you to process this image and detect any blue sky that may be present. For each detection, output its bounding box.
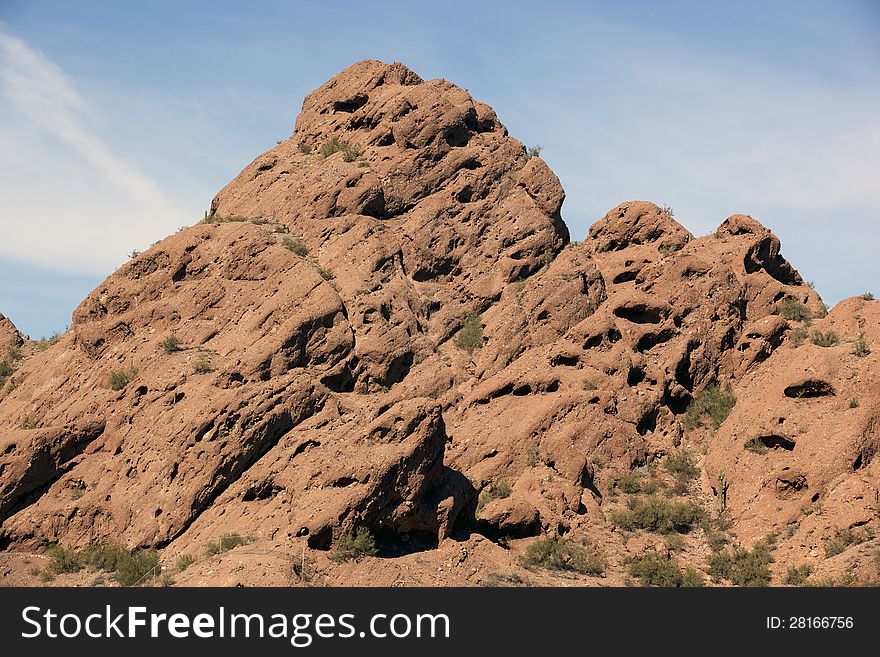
[1,0,878,338]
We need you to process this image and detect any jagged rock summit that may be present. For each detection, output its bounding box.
[0,61,876,587]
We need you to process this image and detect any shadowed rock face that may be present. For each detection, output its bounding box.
[0,60,876,587]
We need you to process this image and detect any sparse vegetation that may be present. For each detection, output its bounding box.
[317,266,336,281]
[176,554,196,571]
[849,397,859,409]
[524,145,543,159]
[790,326,808,347]
[823,527,868,557]
[661,205,675,218]
[48,543,160,586]
[581,377,598,391]
[454,312,483,354]
[628,552,703,587]
[610,496,705,534]
[657,243,682,257]
[202,214,250,224]
[161,334,182,354]
[852,333,870,357]
[331,527,377,562]
[33,332,62,351]
[477,480,512,514]
[192,358,214,375]
[47,545,82,574]
[522,537,604,576]
[664,449,699,483]
[701,515,731,552]
[206,533,254,556]
[861,292,874,301]
[664,534,686,553]
[810,330,838,347]
[0,347,23,388]
[526,442,540,467]
[614,471,643,494]
[282,236,310,256]
[684,384,736,430]
[804,572,858,587]
[708,542,773,586]
[107,367,138,391]
[744,437,769,454]
[320,137,362,162]
[779,298,812,322]
[784,564,812,586]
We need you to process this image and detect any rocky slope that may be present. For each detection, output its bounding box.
[0,60,876,587]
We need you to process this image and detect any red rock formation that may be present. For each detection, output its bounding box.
[0,61,875,587]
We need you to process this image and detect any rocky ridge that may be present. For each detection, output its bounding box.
[0,60,876,587]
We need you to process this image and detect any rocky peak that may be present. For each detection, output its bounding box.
[588,201,691,253]
[0,61,876,589]
[0,314,23,352]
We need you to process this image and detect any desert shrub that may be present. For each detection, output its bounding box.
[320,137,361,162]
[779,298,812,321]
[79,543,130,571]
[804,572,857,588]
[852,333,870,357]
[703,525,730,552]
[664,449,699,481]
[203,214,249,224]
[454,312,483,354]
[282,236,309,256]
[664,534,686,553]
[849,397,859,409]
[785,564,812,586]
[581,377,598,391]
[48,545,82,574]
[614,471,642,494]
[317,266,335,281]
[522,537,604,576]
[107,367,138,391]
[331,527,377,562]
[823,528,866,557]
[684,384,736,430]
[790,326,808,346]
[477,480,512,514]
[176,554,196,571]
[811,330,839,347]
[161,334,181,354]
[32,333,61,351]
[610,496,705,534]
[220,533,249,551]
[861,292,874,301]
[524,145,543,159]
[628,552,702,587]
[526,442,540,467]
[206,533,253,556]
[744,437,769,454]
[192,358,214,374]
[708,543,773,586]
[657,243,682,257]
[0,360,13,379]
[113,549,159,586]
[48,543,159,586]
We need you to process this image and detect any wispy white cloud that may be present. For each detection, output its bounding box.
[0,23,189,272]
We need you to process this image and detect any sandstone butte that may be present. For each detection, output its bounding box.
[0,60,877,588]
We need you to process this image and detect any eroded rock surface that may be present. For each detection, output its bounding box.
[1,60,875,587]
